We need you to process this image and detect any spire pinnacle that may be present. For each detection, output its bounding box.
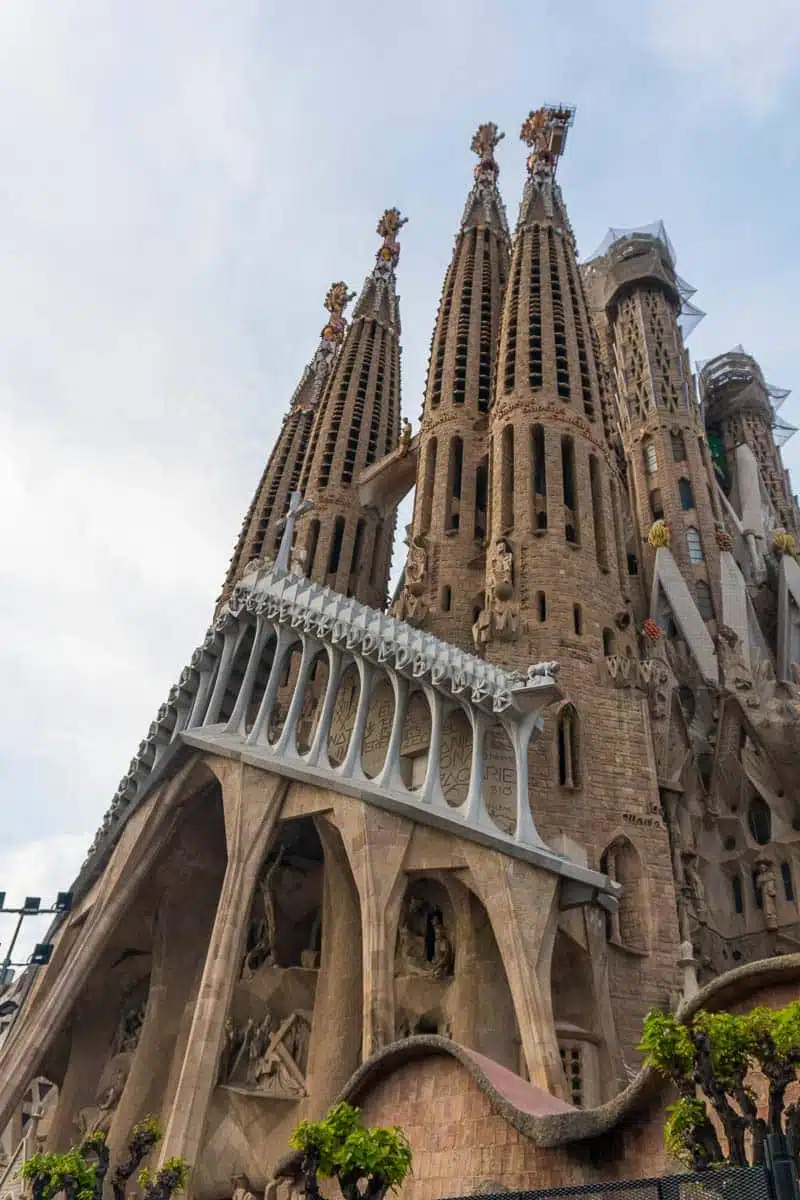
[471,122,504,183]
[376,207,408,269]
[520,104,575,176]
[321,280,356,344]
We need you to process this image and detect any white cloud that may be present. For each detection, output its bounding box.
[647,0,800,115]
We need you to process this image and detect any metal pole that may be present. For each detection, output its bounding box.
[1,913,26,974]
[765,1132,800,1200]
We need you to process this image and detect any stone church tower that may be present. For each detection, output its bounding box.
[1,108,799,1200]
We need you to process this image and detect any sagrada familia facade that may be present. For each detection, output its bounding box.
[1,106,799,1199]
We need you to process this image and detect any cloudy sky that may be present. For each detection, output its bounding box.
[1,0,799,959]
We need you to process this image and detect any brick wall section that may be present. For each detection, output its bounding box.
[357,1055,672,1200]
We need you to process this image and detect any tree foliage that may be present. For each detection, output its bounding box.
[21,1120,190,1200]
[639,1002,800,1170]
[290,1102,412,1200]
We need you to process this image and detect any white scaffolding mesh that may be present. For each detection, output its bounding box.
[584,221,705,339]
[697,346,796,447]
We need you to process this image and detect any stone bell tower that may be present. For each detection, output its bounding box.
[294,210,407,608]
[480,107,682,1058]
[395,124,510,646]
[216,283,356,611]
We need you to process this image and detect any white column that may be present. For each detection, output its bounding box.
[509,712,546,847]
[460,707,491,826]
[224,617,271,736]
[275,634,321,757]
[374,671,410,790]
[204,624,247,726]
[246,626,296,744]
[419,686,445,806]
[339,657,376,778]
[305,647,344,767]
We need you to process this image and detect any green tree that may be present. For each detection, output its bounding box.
[290,1102,412,1200]
[22,1120,190,1200]
[639,1003,800,1169]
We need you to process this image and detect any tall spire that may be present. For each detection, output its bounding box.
[395,125,509,643]
[215,282,355,611]
[294,210,407,607]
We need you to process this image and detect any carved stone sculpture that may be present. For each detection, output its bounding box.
[75,1064,128,1137]
[681,851,707,923]
[241,847,284,979]
[399,418,412,456]
[231,1175,255,1200]
[116,1000,145,1053]
[395,897,454,979]
[488,539,514,601]
[755,858,779,931]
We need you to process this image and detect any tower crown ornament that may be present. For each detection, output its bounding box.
[321,281,356,344]
[520,104,575,175]
[471,122,504,182]
[376,207,408,268]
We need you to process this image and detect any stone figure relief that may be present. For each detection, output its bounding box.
[231,1175,255,1200]
[485,538,519,642]
[116,1000,146,1054]
[221,1008,311,1099]
[75,1065,128,1137]
[241,847,284,979]
[395,896,454,979]
[681,851,707,923]
[755,858,779,931]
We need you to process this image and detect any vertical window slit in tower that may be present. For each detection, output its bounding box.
[528,225,543,389]
[474,456,488,541]
[420,438,437,535]
[504,242,523,394]
[732,874,744,915]
[306,519,320,576]
[350,519,365,589]
[478,230,492,412]
[366,331,386,467]
[370,520,386,588]
[532,424,547,530]
[453,229,476,405]
[256,413,297,551]
[445,436,464,531]
[679,477,695,511]
[342,320,376,484]
[319,326,360,487]
[548,228,570,401]
[557,704,580,788]
[287,411,313,503]
[431,253,458,410]
[671,430,687,461]
[562,435,579,544]
[537,591,547,622]
[589,455,608,571]
[385,342,400,456]
[782,861,795,902]
[328,516,345,577]
[501,424,515,531]
[563,243,593,418]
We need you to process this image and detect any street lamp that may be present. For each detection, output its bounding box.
[0,890,73,980]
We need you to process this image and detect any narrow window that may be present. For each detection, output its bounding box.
[537,591,547,622]
[441,585,452,612]
[650,489,664,520]
[627,552,639,576]
[589,455,608,570]
[782,861,795,902]
[474,457,488,541]
[687,528,704,563]
[732,875,744,915]
[350,519,365,578]
[557,704,580,788]
[370,520,385,587]
[679,478,695,511]
[445,436,464,532]
[328,516,345,576]
[573,604,582,635]
[532,424,547,530]
[643,438,657,475]
[561,436,579,544]
[671,430,687,461]
[306,519,320,576]
[748,796,772,846]
[419,439,437,535]
[696,580,713,621]
[752,869,763,909]
[603,628,615,655]
[501,424,515,531]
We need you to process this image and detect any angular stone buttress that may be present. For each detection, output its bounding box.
[1,109,800,1200]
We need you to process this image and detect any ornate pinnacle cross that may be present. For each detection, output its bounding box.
[321,281,356,344]
[376,207,408,268]
[471,122,504,181]
[275,491,314,575]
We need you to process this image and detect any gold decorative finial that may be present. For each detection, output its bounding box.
[376,208,408,268]
[520,104,575,174]
[471,122,504,182]
[321,281,356,343]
